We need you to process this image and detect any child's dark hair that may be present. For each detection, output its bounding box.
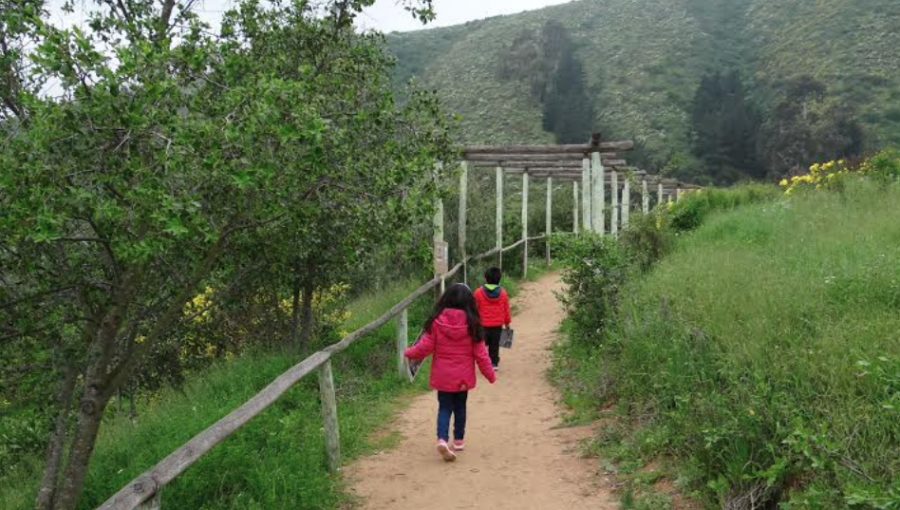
[424,284,483,342]
[484,267,502,285]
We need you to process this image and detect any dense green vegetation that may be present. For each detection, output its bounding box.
[0,1,454,508]
[0,264,549,510]
[552,161,900,508]
[387,0,900,183]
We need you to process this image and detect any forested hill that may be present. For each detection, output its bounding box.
[387,0,900,184]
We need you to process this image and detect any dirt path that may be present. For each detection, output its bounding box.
[345,273,617,510]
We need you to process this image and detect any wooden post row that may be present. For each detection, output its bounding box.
[458,162,468,285]
[522,172,529,278]
[611,171,619,237]
[318,359,341,473]
[396,308,408,379]
[546,177,552,266]
[591,152,604,234]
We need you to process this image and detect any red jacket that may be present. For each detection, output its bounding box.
[405,309,496,392]
[473,285,511,327]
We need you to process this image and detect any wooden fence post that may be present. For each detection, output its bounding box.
[137,491,161,510]
[676,187,683,201]
[458,162,468,285]
[433,163,444,300]
[658,182,664,209]
[522,171,529,278]
[581,157,591,232]
[622,178,631,229]
[642,178,649,214]
[318,359,340,473]
[496,167,503,271]
[611,171,619,237]
[591,151,604,234]
[573,182,580,233]
[396,308,408,379]
[546,177,552,266]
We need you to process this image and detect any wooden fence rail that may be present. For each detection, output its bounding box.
[100,237,536,510]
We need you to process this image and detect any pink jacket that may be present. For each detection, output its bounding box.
[405,309,497,392]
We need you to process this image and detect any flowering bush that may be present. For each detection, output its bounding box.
[780,149,900,195]
[780,159,851,195]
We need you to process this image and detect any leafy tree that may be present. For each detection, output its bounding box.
[756,75,865,177]
[689,70,762,183]
[0,0,449,508]
[540,22,593,144]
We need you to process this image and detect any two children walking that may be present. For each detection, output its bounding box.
[404,267,511,462]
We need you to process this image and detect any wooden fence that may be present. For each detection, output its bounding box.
[99,134,698,510]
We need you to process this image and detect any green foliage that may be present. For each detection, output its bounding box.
[387,0,900,178]
[555,180,900,508]
[618,211,673,274]
[551,233,631,345]
[689,70,762,183]
[665,184,781,232]
[1,1,450,507]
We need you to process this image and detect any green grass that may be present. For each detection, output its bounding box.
[553,181,900,508]
[0,262,545,510]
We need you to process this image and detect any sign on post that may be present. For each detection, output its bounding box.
[434,240,449,275]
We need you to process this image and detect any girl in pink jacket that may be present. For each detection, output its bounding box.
[405,284,497,462]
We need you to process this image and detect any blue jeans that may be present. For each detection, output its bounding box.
[436,391,468,441]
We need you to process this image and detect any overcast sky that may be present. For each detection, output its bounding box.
[358,0,575,33]
[46,0,575,33]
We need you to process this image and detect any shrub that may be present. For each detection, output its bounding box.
[619,211,674,273]
[666,184,781,232]
[551,233,632,344]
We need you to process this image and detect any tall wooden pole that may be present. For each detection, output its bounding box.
[658,182,664,209]
[642,178,649,214]
[434,163,444,297]
[318,360,341,473]
[611,171,619,237]
[396,309,408,379]
[546,177,552,266]
[573,182,580,233]
[622,178,631,229]
[581,157,591,232]
[522,172,529,278]
[591,152,604,234]
[496,167,503,270]
[458,162,468,285]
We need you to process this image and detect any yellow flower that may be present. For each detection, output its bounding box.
[779,179,789,187]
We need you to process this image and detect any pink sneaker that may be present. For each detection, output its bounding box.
[437,440,457,462]
[452,439,465,452]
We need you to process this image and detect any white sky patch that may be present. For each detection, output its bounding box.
[46,0,575,33]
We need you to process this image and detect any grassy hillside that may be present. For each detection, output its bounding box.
[552,180,900,508]
[388,0,900,170]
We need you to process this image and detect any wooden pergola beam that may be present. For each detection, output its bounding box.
[462,140,634,156]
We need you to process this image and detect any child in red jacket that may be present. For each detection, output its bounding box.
[473,267,511,371]
[405,284,496,462]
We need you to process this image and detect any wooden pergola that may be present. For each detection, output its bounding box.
[427,133,702,283]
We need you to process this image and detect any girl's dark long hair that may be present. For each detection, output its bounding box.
[424,284,484,342]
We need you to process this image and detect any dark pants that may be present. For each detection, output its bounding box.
[437,391,468,441]
[484,327,502,367]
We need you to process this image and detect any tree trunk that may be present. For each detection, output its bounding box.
[35,364,78,510]
[298,282,314,355]
[289,277,302,349]
[52,382,110,510]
